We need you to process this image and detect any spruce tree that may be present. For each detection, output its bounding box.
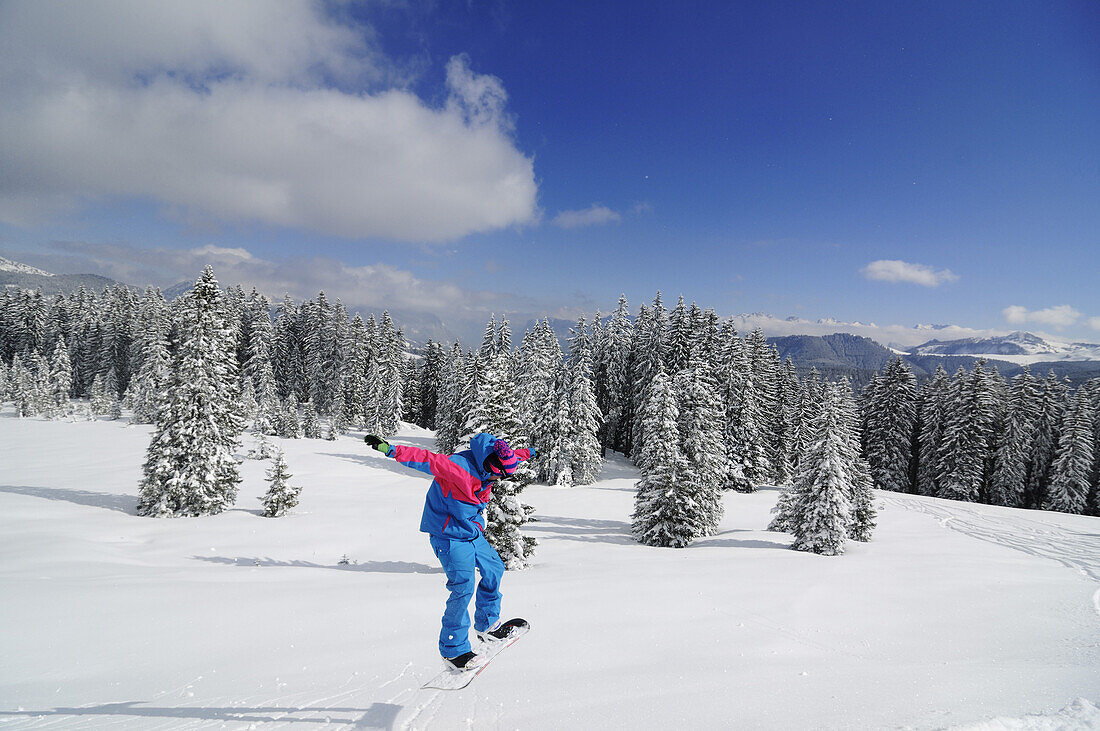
[280,394,302,439]
[632,368,698,547]
[835,378,876,541]
[564,316,604,485]
[989,368,1039,507]
[1027,371,1068,508]
[302,400,321,439]
[48,338,72,416]
[261,450,301,517]
[137,267,243,517]
[721,329,768,491]
[862,358,917,493]
[674,359,726,536]
[1045,387,1094,514]
[788,384,852,556]
[915,366,950,496]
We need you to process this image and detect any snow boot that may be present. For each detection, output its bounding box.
[442,651,487,671]
[476,618,528,643]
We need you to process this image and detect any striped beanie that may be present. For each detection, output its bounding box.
[486,439,519,476]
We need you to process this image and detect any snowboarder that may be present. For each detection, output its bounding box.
[364,432,533,670]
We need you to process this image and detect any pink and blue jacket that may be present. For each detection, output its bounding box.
[387,433,534,541]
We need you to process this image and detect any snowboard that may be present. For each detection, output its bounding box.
[421,620,530,691]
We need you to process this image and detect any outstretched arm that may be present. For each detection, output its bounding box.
[365,435,483,500]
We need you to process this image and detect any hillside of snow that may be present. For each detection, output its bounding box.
[0,257,53,277]
[1,410,1097,730]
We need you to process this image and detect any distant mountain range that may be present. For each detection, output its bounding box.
[772,333,1100,388]
[0,256,120,294]
[907,331,1100,363]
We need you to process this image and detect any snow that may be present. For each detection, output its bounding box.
[0,257,53,277]
[1,409,1098,729]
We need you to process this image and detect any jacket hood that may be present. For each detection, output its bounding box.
[468,433,498,479]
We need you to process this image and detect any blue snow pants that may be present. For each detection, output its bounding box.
[428,533,504,657]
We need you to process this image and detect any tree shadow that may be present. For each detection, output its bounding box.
[193,555,444,574]
[525,515,637,545]
[0,701,403,728]
[0,484,137,514]
[322,451,422,480]
[689,537,791,550]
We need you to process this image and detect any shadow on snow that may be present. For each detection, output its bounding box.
[193,555,444,574]
[0,701,404,729]
[0,484,137,514]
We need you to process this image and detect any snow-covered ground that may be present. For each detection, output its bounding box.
[1,409,1097,730]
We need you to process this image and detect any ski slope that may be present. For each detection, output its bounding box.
[0,409,1097,730]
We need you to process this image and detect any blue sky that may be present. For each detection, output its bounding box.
[0,1,1097,345]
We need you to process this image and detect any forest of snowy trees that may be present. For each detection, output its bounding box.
[2,270,1098,561]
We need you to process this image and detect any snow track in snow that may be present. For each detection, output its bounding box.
[881,494,1100,585]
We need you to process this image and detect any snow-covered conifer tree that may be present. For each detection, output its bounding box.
[1027,371,1068,508]
[302,400,321,438]
[862,358,917,493]
[599,294,634,454]
[137,267,243,517]
[433,343,465,455]
[48,338,72,415]
[632,367,698,547]
[674,359,726,537]
[915,366,950,497]
[280,393,302,439]
[788,384,853,556]
[564,316,604,485]
[720,327,769,491]
[989,367,1039,507]
[261,450,301,517]
[1045,387,1094,514]
[835,378,876,541]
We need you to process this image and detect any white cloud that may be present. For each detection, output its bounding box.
[0,2,537,242]
[1002,305,1081,329]
[552,204,621,229]
[1088,317,1100,332]
[861,260,958,287]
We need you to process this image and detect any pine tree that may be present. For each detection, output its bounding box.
[1045,387,1094,514]
[674,359,726,536]
[862,358,917,493]
[302,400,321,439]
[835,378,876,541]
[48,338,72,416]
[774,357,802,485]
[280,394,302,439]
[788,384,853,556]
[721,329,768,491]
[915,366,950,497]
[629,295,668,466]
[564,316,604,485]
[989,368,1040,507]
[137,267,243,517]
[936,367,984,502]
[377,312,405,435]
[517,320,563,480]
[600,294,635,454]
[90,373,110,416]
[632,368,698,547]
[1027,371,1068,508]
[434,343,466,455]
[745,328,780,482]
[261,450,301,517]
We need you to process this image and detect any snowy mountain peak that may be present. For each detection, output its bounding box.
[0,256,54,277]
[913,331,1100,363]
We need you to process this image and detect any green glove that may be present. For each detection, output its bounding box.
[364,434,391,454]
